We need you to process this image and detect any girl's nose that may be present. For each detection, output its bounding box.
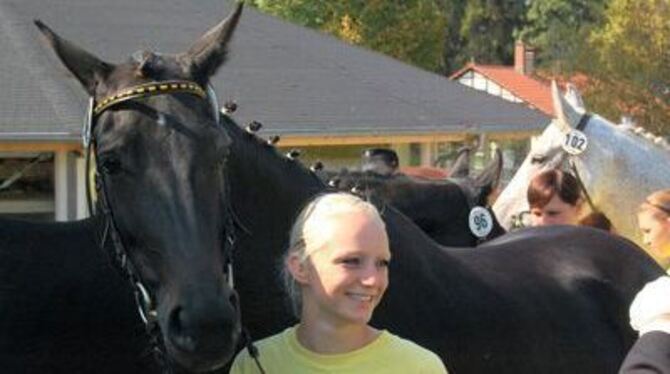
[360,265,385,286]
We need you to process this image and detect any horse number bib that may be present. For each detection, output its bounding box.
[469,206,493,238]
[563,130,588,155]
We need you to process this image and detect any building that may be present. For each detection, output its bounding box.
[0,0,548,221]
[449,41,555,117]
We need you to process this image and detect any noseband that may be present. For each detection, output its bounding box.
[83,80,237,367]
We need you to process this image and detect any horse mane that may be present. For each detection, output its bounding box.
[617,120,670,150]
[220,114,326,191]
[584,112,670,151]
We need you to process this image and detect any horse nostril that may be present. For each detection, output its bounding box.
[169,306,197,352]
[174,334,197,352]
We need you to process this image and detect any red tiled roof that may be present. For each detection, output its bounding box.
[449,63,555,116]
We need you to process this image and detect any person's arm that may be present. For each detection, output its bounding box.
[620,331,670,373]
[620,276,670,373]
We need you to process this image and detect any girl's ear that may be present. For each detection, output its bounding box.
[287,254,309,285]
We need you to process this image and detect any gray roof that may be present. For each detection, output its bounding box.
[0,0,549,142]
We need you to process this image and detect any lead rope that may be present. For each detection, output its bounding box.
[569,160,597,213]
[241,328,266,374]
[568,113,597,214]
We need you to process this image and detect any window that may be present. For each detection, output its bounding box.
[0,153,55,221]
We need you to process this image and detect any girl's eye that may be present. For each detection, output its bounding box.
[377,259,390,268]
[341,258,361,266]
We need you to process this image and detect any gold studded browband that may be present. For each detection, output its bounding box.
[93,80,207,117]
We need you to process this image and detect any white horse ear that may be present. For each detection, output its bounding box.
[551,80,582,131]
[564,83,585,112]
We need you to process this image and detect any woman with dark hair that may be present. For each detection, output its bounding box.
[527,169,583,226]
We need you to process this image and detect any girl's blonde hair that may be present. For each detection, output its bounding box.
[640,189,670,218]
[281,192,385,317]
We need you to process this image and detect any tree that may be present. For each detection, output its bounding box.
[587,0,670,134]
[252,0,447,73]
[453,0,526,68]
[516,0,607,70]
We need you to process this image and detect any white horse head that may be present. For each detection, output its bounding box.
[494,81,670,260]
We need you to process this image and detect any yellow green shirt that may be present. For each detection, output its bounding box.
[229,326,448,374]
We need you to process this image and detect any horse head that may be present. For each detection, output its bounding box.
[493,82,585,230]
[450,148,503,208]
[494,80,670,250]
[551,81,670,251]
[36,3,244,372]
[327,149,504,246]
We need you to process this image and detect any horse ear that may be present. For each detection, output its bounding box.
[182,2,243,81]
[564,83,586,112]
[472,149,503,206]
[34,20,113,96]
[551,80,582,131]
[449,146,471,178]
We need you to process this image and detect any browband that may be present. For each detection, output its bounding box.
[93,80,207,117]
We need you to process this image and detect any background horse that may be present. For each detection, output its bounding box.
[494,82,670,258]
[0,3,244,373]
[322,149,505,246]
[222,113,664,373]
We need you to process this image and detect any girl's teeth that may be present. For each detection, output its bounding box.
[349,294,372,301]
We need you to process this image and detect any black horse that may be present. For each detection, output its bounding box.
[323,149,506,246]
[0,3,244,373]
[222,114,664,373]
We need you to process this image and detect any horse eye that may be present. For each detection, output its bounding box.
[99,157,122,175]
[530,155,546,164]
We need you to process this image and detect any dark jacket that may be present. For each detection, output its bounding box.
[620,331,670,373]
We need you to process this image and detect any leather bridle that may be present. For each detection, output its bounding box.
[82,80,237,369]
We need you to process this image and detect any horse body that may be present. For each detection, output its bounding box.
[0,217,155,373]
[493,83,670,254]
[223,114,663,373]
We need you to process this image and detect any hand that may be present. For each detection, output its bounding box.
[630,276,670,335]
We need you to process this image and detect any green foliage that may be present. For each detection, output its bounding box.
[517,0,607,69]
[454,0,526,67]
[585,0,669,134]
[253,0,446,72]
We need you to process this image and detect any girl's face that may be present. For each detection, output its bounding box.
[292,210,390,328]
[638,208,670,268]
[530,195,581,227]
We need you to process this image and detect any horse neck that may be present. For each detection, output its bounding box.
[224,117,325,251]
[576,115,670,245]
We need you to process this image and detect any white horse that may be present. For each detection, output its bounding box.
[494,82,670,262]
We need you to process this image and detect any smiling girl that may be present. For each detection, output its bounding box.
[230,192,447,373]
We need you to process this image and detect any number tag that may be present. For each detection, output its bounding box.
[562,130,588,155]
[469,206,493,238]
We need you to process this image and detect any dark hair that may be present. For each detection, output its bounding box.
[527,169,581,209]
[579,211,614,232]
